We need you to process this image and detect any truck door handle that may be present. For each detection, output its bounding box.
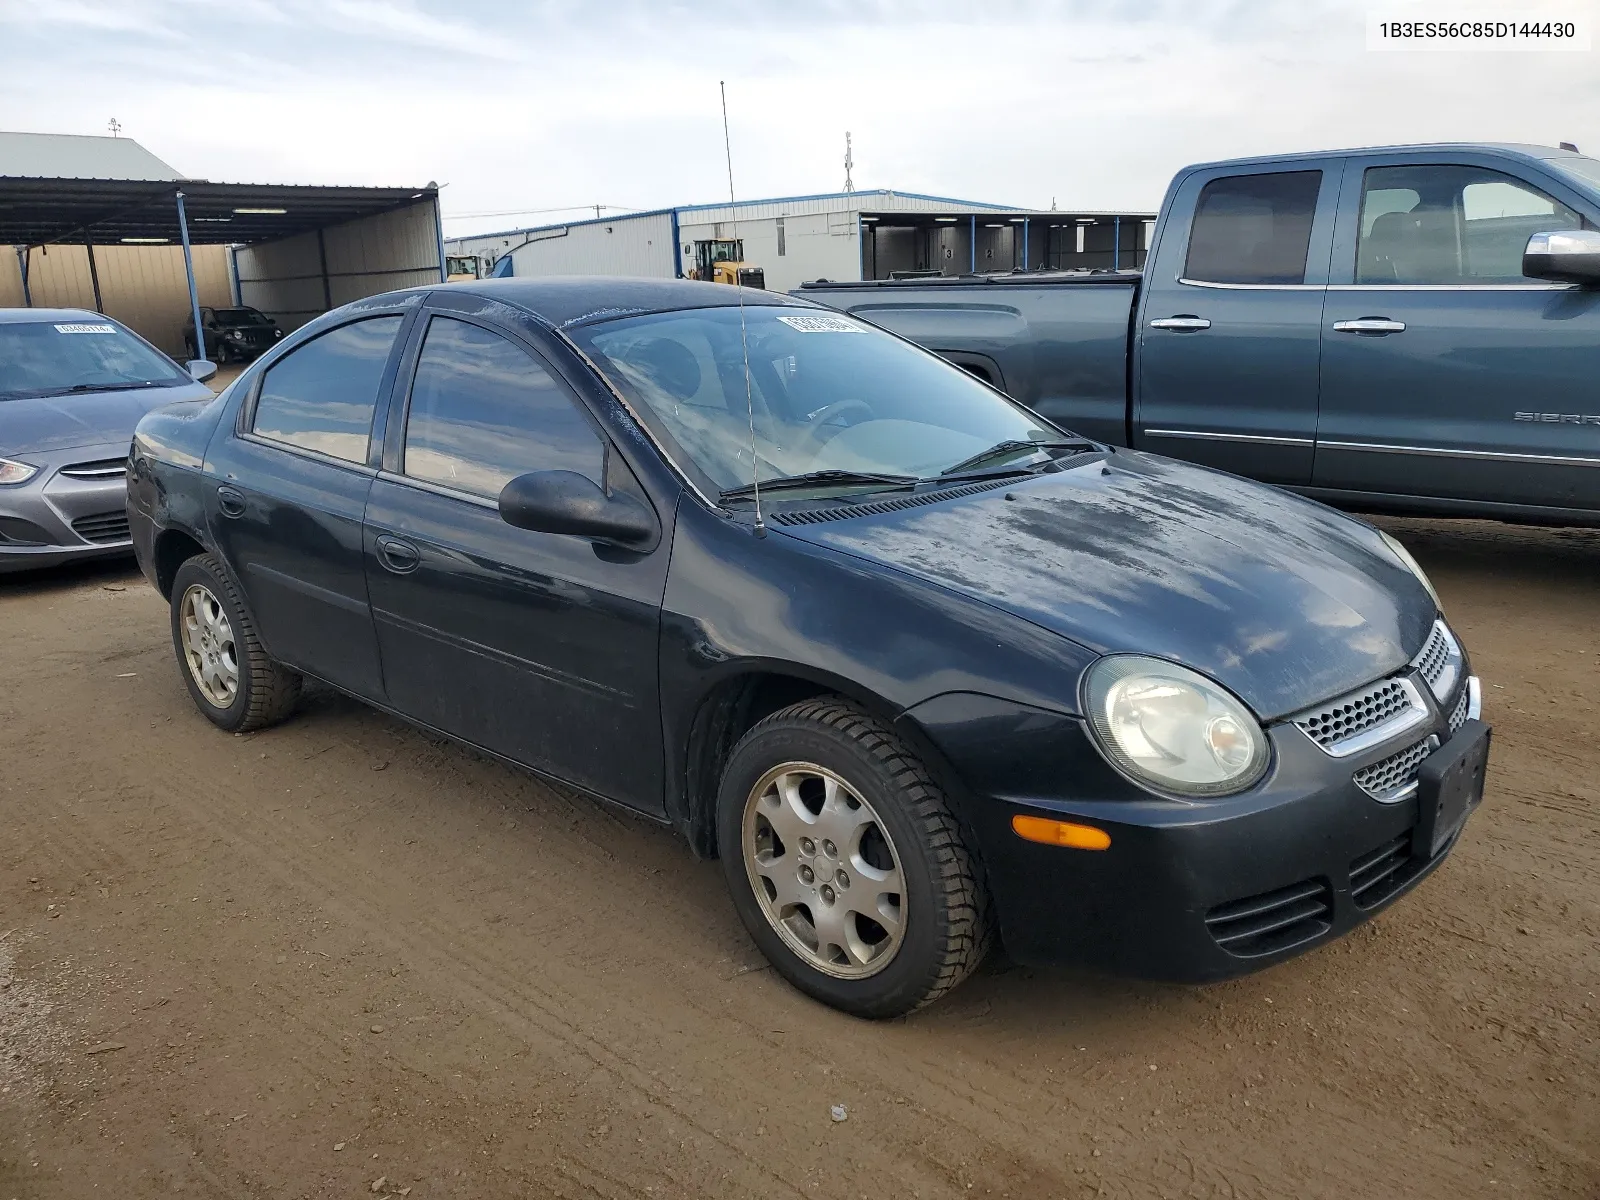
[376,535,420,574]
[1148,316,1211,331]
[216,486,246,518]
[1333,318,1407,335]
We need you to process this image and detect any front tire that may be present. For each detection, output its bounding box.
[717,699,991,1018]
[169,554,301,732]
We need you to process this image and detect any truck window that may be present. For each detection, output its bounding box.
[1356,165,1584,285]
[1183,171,1322,285]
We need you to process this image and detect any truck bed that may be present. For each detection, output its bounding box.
[796,272,1139,445]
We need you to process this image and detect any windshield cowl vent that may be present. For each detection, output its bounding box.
[769,476,1015,527]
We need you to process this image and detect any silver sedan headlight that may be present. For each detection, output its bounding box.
[0,457,39,486]
[1083,656,1269,797]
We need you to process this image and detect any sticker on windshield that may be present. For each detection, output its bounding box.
[775,314,867,334]
[53,323,117,335]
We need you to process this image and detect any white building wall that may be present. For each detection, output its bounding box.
[502,213,676,279]
[676,210,861,292]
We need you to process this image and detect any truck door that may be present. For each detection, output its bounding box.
[1313,151,1600,517]
[1134,161,1342,485]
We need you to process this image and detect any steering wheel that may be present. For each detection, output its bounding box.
[796,398,876,453]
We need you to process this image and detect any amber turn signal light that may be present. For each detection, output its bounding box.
[1010,814,1112,850]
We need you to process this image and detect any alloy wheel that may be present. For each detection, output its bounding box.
[741,762,907,979]
[179,583,239,708]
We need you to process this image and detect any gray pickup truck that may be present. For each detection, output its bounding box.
[799,143,1600,526]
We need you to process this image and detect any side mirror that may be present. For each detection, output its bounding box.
[1523,229,1600,285]
[187,360,217,383]
[498,470,657,548]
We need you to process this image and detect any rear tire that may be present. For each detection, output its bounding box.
[169,553,301,732]
[717,698,991,1018]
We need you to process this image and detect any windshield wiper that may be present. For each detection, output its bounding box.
[34,381,165,398]
[938,438,1095,477]
[720,469,918,501]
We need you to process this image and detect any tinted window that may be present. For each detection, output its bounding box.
[252,316,401,463]
[1357,165,1585,284]
[0,319,190,400]
[402,316,604,498]
[1184,171,1322,284]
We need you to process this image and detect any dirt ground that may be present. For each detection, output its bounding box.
[1,516,1596,1200]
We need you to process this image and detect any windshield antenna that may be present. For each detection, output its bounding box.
[720,80,765,537]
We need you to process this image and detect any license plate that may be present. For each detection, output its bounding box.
[1413,719,1491,859]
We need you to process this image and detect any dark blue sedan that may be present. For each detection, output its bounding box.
[127,278,1489,1018]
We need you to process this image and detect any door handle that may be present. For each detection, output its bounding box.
[1149,316,1211,331]
[1333,318,1407,335]
[216,486,246,518]
[375,534,420,574]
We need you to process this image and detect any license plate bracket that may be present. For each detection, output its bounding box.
[1413,719,1491,860]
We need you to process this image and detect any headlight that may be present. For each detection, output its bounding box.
[1379,530,1441,611]
[0,457,39,486]
[228,330,246,340]
[1083,656,1269,797]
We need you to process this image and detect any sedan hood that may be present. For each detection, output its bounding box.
[774,452,1437,720]
[0,382,211,456]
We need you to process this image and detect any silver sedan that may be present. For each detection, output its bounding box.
[1,308,216,573]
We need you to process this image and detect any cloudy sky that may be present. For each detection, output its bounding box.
[2,0,1597,236]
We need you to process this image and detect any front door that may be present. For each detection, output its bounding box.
[206,313,409,699]
[1134,162,1342,485]
[363,308,670,812]
[1314,154,1600,516]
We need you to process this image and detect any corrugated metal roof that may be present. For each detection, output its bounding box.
[0,131,180,181]
[444,187,1026,246]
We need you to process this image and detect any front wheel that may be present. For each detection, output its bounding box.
[717,699,992,1018]
[169,553,301,732]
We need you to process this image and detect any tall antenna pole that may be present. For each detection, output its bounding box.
[843,132,855,193]
[720,81,764,537]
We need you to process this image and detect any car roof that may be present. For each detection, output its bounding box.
[432,276,819,329]
[1179,142,1584,173]
[0,307,111,325]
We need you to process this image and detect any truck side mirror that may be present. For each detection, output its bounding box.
[1523,230,1600,285]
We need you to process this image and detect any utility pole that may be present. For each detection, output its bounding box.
[842,132,855,193]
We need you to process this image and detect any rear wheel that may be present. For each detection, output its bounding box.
[169,554,300,732]
[717,699,991,1018]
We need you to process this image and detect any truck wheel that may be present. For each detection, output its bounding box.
[169,554,301,733]
[717,699,991,1018]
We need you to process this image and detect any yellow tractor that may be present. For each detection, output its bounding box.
[693,239,765,288]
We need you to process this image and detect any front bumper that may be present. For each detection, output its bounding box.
[902,672,1487,982]
[0,442,132,573]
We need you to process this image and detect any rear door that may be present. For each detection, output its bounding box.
[206,311,411,700]
[362,301,669,812]
[1134,161,1342,484]
[1314,151,1600,515]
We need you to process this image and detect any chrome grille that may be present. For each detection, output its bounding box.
[58,458,129,481]
[1352,735,1438,802]
[1411,619,1462,703]
[1448,685,1471,735]
[1294,677,1428,757]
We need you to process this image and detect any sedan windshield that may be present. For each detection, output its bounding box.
[0,320,190,400]
[571,306,1067,493]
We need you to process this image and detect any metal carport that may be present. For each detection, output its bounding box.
[0,175,444,364]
